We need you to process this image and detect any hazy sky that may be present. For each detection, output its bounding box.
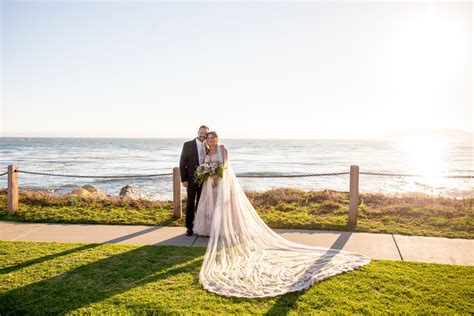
[1,1,472,139]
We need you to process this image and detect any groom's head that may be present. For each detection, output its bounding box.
[197,125,209,142]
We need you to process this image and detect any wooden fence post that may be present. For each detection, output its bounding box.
[8,165,19,213]
[349,165,359,226]
[173,167,182,219]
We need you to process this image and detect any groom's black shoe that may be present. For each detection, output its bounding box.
[186,228,193,236]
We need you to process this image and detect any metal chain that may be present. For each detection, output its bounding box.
[445,175,474,179]
[360,172,421,177]
[237,172,350,178]
[1,168,472,179]
[15,169,172,179]
[360,171,474,179]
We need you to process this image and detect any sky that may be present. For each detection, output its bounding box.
[1,1,472,139]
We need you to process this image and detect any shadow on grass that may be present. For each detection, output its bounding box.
[0,243,99,275]
[0,226,163,275]
[265,232,352,315]
[0,226,203,314]
[0,244,203,314]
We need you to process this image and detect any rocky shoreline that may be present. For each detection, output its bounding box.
[58,184,146,201]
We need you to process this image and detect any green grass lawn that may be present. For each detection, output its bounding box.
[0,240,472,314]
[0,188,472,238]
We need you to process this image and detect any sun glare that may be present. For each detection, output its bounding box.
[398,136,447,188]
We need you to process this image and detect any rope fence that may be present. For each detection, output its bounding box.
[2,164,473,226]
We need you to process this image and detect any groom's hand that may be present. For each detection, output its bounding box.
[182,181,188,188]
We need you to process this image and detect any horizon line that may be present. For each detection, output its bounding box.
[1,135,472,141]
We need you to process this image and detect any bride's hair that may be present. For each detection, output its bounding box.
[206,131,219,143]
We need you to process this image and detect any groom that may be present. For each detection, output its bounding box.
[179,125,209,236]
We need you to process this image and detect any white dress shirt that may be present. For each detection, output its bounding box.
[196,138,205,164]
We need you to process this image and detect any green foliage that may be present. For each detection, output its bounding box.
[0,188,472,238]
[194,162,225,186]
[249,189,474,239]
[0,189,183,227]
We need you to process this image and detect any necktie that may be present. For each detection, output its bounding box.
[200,144,206,164]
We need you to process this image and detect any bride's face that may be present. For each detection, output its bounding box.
[207,134,217,147]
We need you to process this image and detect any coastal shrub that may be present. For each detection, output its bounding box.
[0,188,472,238]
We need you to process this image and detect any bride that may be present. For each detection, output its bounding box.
[194,131,370,298]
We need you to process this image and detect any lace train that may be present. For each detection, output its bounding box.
[198,145,371,298]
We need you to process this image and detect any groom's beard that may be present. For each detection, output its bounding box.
[198,136,206,142]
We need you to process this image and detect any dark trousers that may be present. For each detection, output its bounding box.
[186,184,202,230]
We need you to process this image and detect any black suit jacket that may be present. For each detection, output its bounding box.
[179,139,201,186]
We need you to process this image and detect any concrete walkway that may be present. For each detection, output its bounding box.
[1,221,473,266]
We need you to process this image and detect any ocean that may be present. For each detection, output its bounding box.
[1,137,472,200]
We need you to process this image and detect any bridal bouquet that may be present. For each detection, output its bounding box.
[195,161,225,187]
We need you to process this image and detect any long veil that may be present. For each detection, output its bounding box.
[199,145,371,298]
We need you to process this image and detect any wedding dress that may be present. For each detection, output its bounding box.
[194,149,223,236]
[197,144,371,298]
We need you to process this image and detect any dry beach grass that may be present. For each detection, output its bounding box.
[0,188,472,238]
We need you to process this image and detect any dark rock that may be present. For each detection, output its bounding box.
[82,184,98,193]
[119,185,140,199]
